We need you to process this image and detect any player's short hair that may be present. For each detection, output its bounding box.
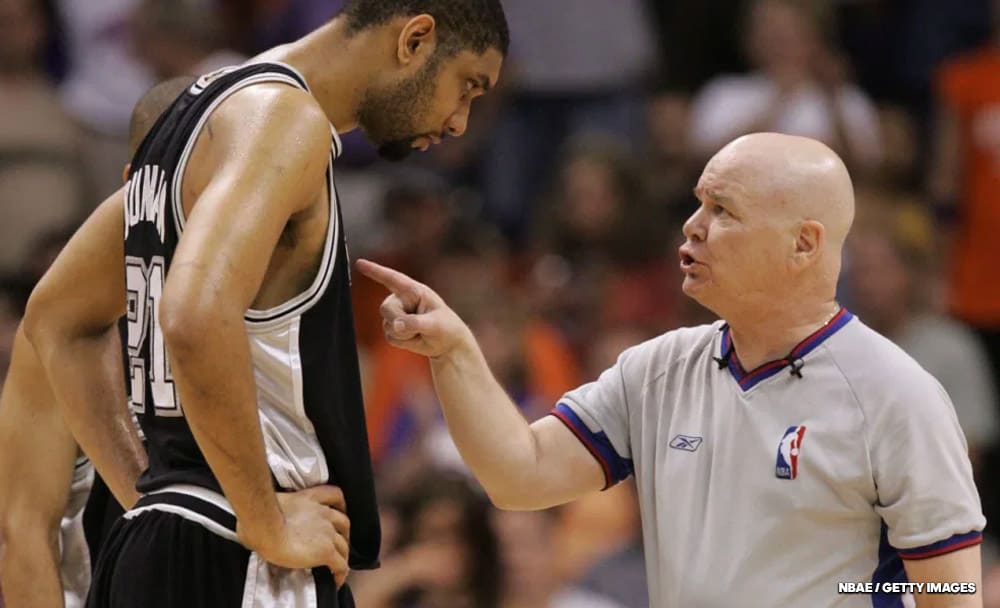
[128,76,195,154]
[340,0,510,58]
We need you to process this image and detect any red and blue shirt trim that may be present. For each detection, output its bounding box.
[896,530,983,560]
[550,403,633,490]
[719,308,854,391]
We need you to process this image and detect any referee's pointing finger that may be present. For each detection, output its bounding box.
[356,259,423,309]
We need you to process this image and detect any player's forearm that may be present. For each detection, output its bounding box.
[31,327,145,509]
[0,524,64,608]
[162,311,283,549]
[429,335,542,507]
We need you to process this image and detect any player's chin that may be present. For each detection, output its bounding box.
[376,139,416,162]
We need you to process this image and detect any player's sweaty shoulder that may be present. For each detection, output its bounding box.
[181,83,331,215]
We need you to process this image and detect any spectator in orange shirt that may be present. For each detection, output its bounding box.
[930,0,1000,387]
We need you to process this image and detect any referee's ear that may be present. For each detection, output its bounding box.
[122,163,131,185]
[793,219,824,265]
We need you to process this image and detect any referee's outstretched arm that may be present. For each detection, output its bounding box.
[358,259,607,510]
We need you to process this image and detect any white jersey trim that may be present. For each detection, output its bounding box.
[146,483,236,514]
[170,71,305,236]
[243,157,338,329]
[165,63,340,330]
[126,484,239,543]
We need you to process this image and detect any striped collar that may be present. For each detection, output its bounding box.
[718,308,854,391]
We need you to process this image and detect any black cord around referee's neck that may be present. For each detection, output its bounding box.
[713,340,734,370]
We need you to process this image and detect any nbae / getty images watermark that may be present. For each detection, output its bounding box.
[838,582,977,594]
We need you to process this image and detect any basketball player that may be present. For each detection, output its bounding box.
[0,76,196,608]
[361,133,985,607]
[20,1,508,606]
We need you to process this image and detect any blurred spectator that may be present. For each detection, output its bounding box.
[929,11,1000,543]
[0,0,85,276]
[575,485,647,608]
[353,177,461,353]
[475,0,658,240]
[846,197,998,472]
[55,0,154,199]
[930,3,1000,382]
[529,135,679,351]
[875,104,921,189]
[495,508,627,608]
[250,0,342,51]
[688,0,883,176]
[131,0,246,81]
[642,94,700,225]
[547,479,642,597]
[644,0,745,94]
[351,472,501,608]
[555,330,649,608]
[836,0,991,177]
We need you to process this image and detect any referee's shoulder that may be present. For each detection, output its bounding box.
[827,317,949,413]
[618,321,723,370]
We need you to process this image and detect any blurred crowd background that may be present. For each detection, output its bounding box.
[2,0,1000,606]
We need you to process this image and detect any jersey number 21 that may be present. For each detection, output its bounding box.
[126,255,181,417]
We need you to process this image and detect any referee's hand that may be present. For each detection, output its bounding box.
[357,259,474,359]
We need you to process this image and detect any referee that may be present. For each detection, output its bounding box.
[360,132,985,608]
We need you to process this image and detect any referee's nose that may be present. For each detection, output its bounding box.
[683,205,707,242]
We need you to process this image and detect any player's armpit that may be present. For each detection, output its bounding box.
[159,84,330,334]
[495,416,606,511]
[904,544,983,608]
[0,326,81,608]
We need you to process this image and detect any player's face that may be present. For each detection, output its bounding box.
[680,162,792,309]
[357,48,502,161]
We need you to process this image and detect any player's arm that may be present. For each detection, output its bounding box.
[357,260,606,510]
[22,189,146,510]
[905,546,982,607]
[157,85,348,572]
[0,327,80,608]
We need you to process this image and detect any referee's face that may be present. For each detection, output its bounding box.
[681,159,793,310]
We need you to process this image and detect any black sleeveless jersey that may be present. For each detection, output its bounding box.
[123,62,380,568]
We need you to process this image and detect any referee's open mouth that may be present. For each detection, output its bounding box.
[679,245,700,271]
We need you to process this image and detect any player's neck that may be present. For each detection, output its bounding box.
[257,17,370,134]
[726,300,841,371]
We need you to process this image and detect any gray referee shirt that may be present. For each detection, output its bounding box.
[551,309,985,608]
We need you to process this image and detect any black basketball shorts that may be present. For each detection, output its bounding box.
[86,485,353,608]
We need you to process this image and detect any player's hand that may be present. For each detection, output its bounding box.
[356,259,474,359]
[239,485,352,586]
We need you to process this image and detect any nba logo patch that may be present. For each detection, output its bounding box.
[775,426,807,479]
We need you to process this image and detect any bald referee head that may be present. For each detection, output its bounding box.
[678,133,856,367]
